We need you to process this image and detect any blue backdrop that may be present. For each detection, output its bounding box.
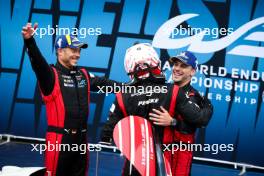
[0,0,264,167]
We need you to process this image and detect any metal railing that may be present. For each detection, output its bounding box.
[1,134,264,175]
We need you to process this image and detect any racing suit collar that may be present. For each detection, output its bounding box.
[56,61,77,75]
[175,81,192,92]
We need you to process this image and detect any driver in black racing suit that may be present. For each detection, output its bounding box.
[100,43,213,175]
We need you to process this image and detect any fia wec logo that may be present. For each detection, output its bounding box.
[152,14,264,58]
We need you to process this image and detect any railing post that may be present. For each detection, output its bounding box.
[239,165,246,175]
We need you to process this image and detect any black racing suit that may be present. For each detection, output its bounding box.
[25,37,118,176]
[100,79,213,176]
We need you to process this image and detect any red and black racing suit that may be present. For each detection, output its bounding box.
[25,37,118,176]
[101,79,213,176]
[162,83,213,176]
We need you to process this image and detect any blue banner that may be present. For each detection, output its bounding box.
[0,0,263,166]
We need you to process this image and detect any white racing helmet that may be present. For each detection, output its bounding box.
[124,43,161,79]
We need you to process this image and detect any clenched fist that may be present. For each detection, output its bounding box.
[21,22,38,39]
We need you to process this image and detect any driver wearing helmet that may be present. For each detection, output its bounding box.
[100,43,213,175]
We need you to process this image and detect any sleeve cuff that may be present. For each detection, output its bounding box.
[24,37,35,46]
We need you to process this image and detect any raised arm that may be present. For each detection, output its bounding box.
[22,23,54,96]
